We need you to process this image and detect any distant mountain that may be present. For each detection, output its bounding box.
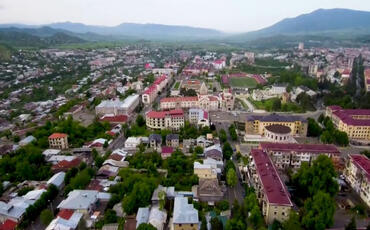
[0,22,226,41]
[231,8,370,41]
[0,27,86,47]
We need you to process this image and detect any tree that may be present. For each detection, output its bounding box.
[136,115,146,127]
[40,209,53,226]
[103,140,109,149]
[216,200,229,211]
[282,211,302,230]
[104,209,118,224]
[228,124,238,141]
[222,142,233,160]
[271,98,282,111]
[194,146,204,155]
[320,130,334,144]
[211,217,223,230]
[334,130,349,146]
[307,118,322,137]
[219,129,227,143]
[226,168,237,187]
[345,216,356,230]
[137,223,157,230]
[271,220,282,230]
[248,206,264,229]
[301,191,336,230]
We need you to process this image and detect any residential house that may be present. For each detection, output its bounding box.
[48,133,69,150]
[172,197,199,230]
[166,134,179,148]
[149,134,162,151]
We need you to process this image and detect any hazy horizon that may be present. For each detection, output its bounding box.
[0,0,370,32]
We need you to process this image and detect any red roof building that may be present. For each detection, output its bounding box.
[49,133,67,139]
[0,220,17,230]
[52,158,81,173]
[57,209,74,220]
[99,115,128,124]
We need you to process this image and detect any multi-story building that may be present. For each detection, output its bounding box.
[259,142,341,169]
[48,133,69,149]
[248,149,293,224]
[188,108,209,127]
[344,154,370,207]
[95,94,140,116]
[326,105,370,141]
[172,197,199,230]
[245,114,307,137]
[365,69,370,92]
[142,75,168,105]
[146,109,185,130]
[160,92,233,111]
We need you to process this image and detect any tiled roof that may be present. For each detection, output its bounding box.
[251,149,292,206]
[58,209,74,220]
[247,114,306,123]
[100,115,128,123]
[0,220,17,230]
[49,133,67,139]
[146,109,184,119]
[349,154,370,181]
[332,107,370,126]
[52,158,81,172]
[260,142,340,154]
[160,96,198,103]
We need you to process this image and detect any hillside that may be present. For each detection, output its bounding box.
[0,44,13,61]
[231,8,370,41]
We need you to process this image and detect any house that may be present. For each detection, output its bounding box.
[46,210,83,230]
[196,178,224,203]
[47,172,66,189]
[51,157,81,173]
[19,136,36,146]
[161,147,174,159]
[151,185,176,205]
[204,144,223,161]
[48,133,69,150]
[149,134,162,151]
[172,197,199,230]
[148,206,167,230]
[0,219,17,230]
[136,208,150,228]
[196,136,213,149]
[124,137,141,150]
[182,139,196,153]
[193,162,218,179]
[42,149,61,159]
[166,134,179,148]
[57,190,111,215]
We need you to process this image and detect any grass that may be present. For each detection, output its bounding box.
[173,81,180,90]
[229,77,258,88]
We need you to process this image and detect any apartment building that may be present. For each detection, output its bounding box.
[344,154,370,207]
[146,109,185,130]
[326,105,370,141]
[142,75,168,105]
[245,114,308,137]
[48,133,69,149]
[95,94,140,116]
[248,149,293,224]
[259,142,341,169]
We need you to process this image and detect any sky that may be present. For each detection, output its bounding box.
[0,0,369,32]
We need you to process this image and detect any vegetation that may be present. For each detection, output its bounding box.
[40,209,54,226]
[222,142,233,160]
[219,129,227,143]
[319,116,349,146]
[64,167,95,195]
[226,168,237,187]
[229,77,258,88]
[137,223,157,230]
[228,124,238,141]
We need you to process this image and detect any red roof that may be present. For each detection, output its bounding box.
[213,59,225,64]
[349,154,370,181]
[332,107,370,126]
[0,220,17,230]
[146,109,184,119]
[87,179,104,191]
[58,209,74,220]
[161,146,174,154]
[260,142,340,155]
[49,133,67,139]
[100,115,128,123]
[109,153,124,161]
[251,149,292,206]
[52,158,81,172]
[160,96,198,103]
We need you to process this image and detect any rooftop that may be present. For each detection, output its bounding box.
[247,114,306,123]
[330,106,370,126]
[173,197,199,224]
[251,149,292,206]
[49,133,67,139]
[265,124,291,134]
[349,154,370,181]
[260,142,340,154]
[146,109,184,119]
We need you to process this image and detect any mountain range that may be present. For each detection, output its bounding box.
[0,8,369,47]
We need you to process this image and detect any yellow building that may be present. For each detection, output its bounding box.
[245,114,307,136]
[48,133,69,149]
[193,162,217,179]
[146,109,185,131]
[326,106,370,141]
[344,154,370,207]
[248,149,293,224]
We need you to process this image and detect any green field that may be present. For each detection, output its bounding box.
[229,77,258,88]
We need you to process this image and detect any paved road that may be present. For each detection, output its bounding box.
[108,133,126,151]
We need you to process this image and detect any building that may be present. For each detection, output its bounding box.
[142,75,168,105]
[57,190,111,216]
[46,210,83,230]
[166,134,179,148]
[146,109,185,130]
[47,172,66,189]
[19,135,36,146]
[96,95,140,116]
[344,154,370,207]
[259,142,341,169]
[245,114,307,137]
[172,197,199,230]
[196,178,224,203]
[365,69,370,92]
[181,80,207,95]
[298,42,304,51]
[248,149,293,224]
[263,125,295,143]
[149,134,162,151]
[219,89,235,111]
[204,144,223,161]
[194,162,218,179]
[124,137,142,150]
[189,109,209,127]
[326,105,370,141]
[48,133,69,149]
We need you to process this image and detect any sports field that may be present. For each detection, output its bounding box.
[229,77,258,88]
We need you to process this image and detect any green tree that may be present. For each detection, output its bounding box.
[222,142,233,160]
[194,146,204,156]
[104,209,118,224]
[211,217,223,230]
[40,209,53,226]
[334,130,349,146]
[248,206,264,229]
[271,98,282,111]
[307,118,322,137]
[137,223,157,230]
[158,190,166,210]
[136,115,146,127]
[320,130,334,143]
[282,211,302,230]
[301,191,336,230]
[228,124,238,141]
[226,168,237,187]
[219,129,227,143]
[271,220,282,230]
[345,216,356,230]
